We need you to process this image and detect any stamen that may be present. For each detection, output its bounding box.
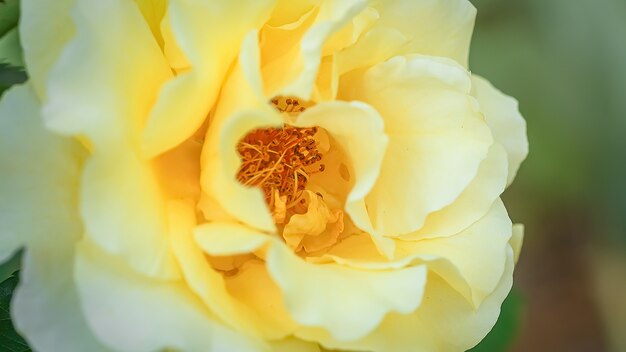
[236,125,325,220]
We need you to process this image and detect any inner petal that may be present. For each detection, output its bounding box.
[235,97,350,254]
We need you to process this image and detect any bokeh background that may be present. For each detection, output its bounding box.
[470,0,626,351]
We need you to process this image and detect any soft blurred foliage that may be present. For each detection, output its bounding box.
[471,0,626,350]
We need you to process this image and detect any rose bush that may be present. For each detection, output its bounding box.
[0,0,528,351]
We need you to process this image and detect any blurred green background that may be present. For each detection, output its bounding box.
[470,0,626,350]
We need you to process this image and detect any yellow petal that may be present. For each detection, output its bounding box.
[43,0,172,148]
[292,100,394,257]
[367,0,476,68]
[141,0,275,158]
[0,84,105,350]
[271,337,321,352]
[74,239,269,352]
[134,0,167,48]
[81,149,180,279]
[168,200,260,336]
[267,243,427,341]
[19,0,76,99]
[263,0,368,99]
[310,246,516,352]
[471,75,529,185]
[283,191,344,253]
[0,84,83,261]
[407,143,508,239]
[225,260,299,339]
[194,222,271,256]
[201,107,281,233]
[266,0,316,27]
[395,199,512,308]
[200,42,281,232]
[511,223,524,264]
[340,55,492,237]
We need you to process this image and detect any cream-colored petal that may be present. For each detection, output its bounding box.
[168,201,254,333]
[266,0,317,27]
[407,142,508,239]
[336,26,407,75]
[293,101,394,257]
[74,239,268,352]
[264,0,368,99]
[366,0,476,68]
[0,84,104,351]
[14,247,108,352]
[0,84,81,261]
[471,75,529,185]
[141,0,275,158]
[283,191,343,252]
[340,55,492,237]
[321,200,511,310]
[309,246,516,352]
[194,222,271,256]
[19,0,75,99]
[201,107,281,233]
[225,260,299,339]
[395,199,512,308]
[200,43,281,232]
[134,0,167,48]
[271,337,321,352]
[43,0,172,148]
[267,243,427,341]
[511,223,524,264]
[80,149,180,279]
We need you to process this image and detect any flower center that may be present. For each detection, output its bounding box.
[236,98,325,221]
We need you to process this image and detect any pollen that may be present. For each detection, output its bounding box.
[236,125,325,218]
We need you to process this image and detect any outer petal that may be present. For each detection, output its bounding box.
[14,247,108,352]
[0,84,84,261]
[395,199,512,308]
[0,84,105,351]
[267,243,427,341]
[311,246,516,352]
[407,143,508,239]
[323,199,512,309]
[471,75,529,185]
[74,240,268,352]
[40,0,190,280]
[141,0,275,157]
[340,55,492,237]
[43,0,172,147]
[80,149,181,279]
[19,0,76,99]
[336,0,477,75]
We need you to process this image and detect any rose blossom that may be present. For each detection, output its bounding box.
[0,0,528,351]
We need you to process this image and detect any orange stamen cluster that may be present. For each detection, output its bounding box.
[236,125,325,212]
[271,97,308,114]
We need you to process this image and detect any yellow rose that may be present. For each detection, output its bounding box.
[1,0,528,351]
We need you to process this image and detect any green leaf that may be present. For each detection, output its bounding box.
[0,0,21,67]
[0,251,22,283]
[0,0,19,39]
[469,289,524,352]
[0,271,31,352]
